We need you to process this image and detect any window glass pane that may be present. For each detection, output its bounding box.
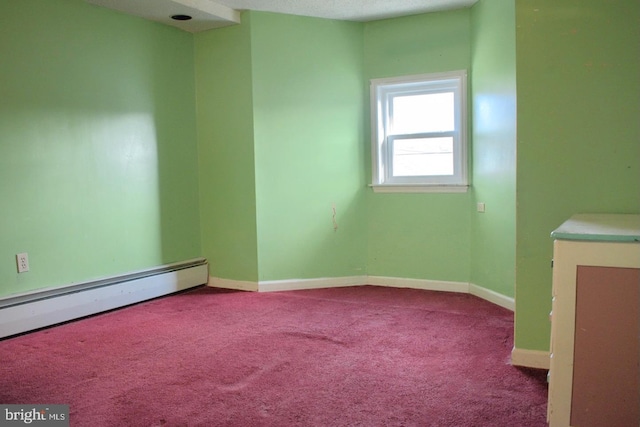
[392,137,453,177]
[391,92,454,134]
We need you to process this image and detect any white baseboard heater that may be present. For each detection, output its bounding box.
[0,258,208,339]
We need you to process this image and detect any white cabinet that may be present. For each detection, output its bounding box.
[547,214,640,427]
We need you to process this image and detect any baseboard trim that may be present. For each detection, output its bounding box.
[367,276,469,293]
[259,276,368,292]
[208,276,258,292]
[511,347,550,369]
[0,258,208,339]
[208,275,468,294]
[206,274,515,312]
[469,283,515,311]
[208,276,366,292]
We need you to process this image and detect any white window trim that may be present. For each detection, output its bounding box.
[368,184,469,194]
[370,70,469,193]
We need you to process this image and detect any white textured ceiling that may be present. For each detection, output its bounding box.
[85,0,478,32]
[216,0,478,22]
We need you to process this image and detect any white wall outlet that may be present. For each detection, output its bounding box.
[16,253,29,273]
[477,202,486,213]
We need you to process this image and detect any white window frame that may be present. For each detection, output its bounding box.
[370,70,469,193]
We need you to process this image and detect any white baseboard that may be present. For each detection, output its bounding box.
[511,347,550,369]
[208,276,366,292]
[0,258,208,339]
[208,276,258,292]
[208,275,467,293]
[258,276,368,292]
[207,274,515,313]
[469,283,515,311]
[367,276,470,293]
[0,262,517,340]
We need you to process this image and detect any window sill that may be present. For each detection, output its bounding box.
[369,184,469,194]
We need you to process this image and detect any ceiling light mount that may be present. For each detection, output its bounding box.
[171,14,192,21]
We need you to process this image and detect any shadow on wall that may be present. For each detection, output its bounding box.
[0,0,201,297]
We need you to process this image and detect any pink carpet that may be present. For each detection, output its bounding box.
[0,285,548,426]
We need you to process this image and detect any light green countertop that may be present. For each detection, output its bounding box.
[551,214,640,243]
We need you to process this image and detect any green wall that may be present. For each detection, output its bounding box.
[195,12,367,282]
[0,0,201,297]
[364,11,473,282]
[515,0,640,350]
[250,13,367,281]
[195,13,259,282]
[469,0,517,297]
[196,8,516,288]
[7,0,635,360]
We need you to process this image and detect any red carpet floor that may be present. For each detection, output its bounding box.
[0,285,548,426]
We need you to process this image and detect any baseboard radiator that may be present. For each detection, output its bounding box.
[0,258,208,339]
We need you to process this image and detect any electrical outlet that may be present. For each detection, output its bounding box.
[16,253,29,273]
[477,202,486,213]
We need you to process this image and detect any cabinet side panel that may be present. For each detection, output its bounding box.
[571,266,640,427]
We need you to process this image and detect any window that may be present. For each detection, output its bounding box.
[370,71,468,192]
